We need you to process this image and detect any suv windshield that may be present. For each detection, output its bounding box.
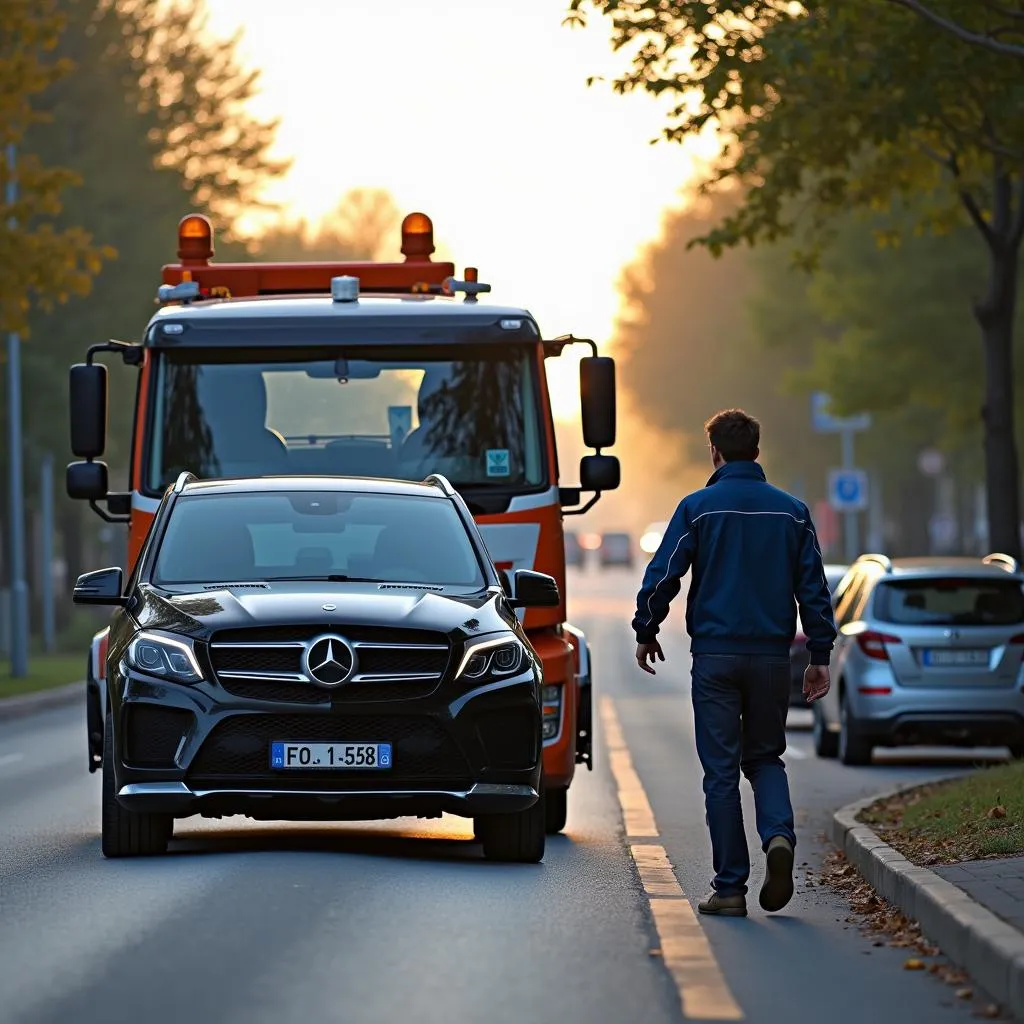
[146,348,546,494]
[874,577,1024,627]
[153,490,485,587]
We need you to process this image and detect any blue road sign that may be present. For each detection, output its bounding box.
[828,469,869,512]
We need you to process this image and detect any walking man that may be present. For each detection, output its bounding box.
[632,409,837,916]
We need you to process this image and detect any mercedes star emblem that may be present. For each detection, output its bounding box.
[303,633,356,687]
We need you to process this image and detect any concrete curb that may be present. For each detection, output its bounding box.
[0,681,83,722]
[831,786,1024,1020]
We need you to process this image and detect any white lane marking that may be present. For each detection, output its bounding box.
[600,697,744,1021]
[0,752,25,767]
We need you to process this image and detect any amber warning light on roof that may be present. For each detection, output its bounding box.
[161,210,460,300]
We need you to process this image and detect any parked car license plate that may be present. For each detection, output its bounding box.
[270,742,392,769]
[921,649,989,667]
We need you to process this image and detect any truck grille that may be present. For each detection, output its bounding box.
[209,625,450,704]
[187,712,472,787]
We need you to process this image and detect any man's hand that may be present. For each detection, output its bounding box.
[803,664,831,703]
[636,641,665,675]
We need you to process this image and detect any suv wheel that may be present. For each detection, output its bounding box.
[544,785,568,834]
[476,794,546,863]
[102,712,173,858]
[813,703,839,759]
[839,690,873,766]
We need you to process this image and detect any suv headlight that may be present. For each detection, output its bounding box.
[126,631,203,684]
[456,633,529,681]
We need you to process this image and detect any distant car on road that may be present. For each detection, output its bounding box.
[789,563,849,707]
[811,553,1024,765]
[73,473,559,863]
[640,521,668,556]
[599,532,634,569]
[565,530,585,568]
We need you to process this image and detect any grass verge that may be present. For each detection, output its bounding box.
[859,761,1024,864]
[0,653,84,700]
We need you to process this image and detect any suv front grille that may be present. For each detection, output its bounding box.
[209,625,450,705]
[187,712,472,787]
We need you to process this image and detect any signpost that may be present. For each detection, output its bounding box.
[812,393,872,562]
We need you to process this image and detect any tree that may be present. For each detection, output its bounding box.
[256,188,402,262]
[0,0,111,337]
[568,0,1024,558]
[886,0,1024,59]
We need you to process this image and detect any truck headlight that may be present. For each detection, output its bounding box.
[542,683,562,741]
[126,631,203,684]
[456,633,528,681]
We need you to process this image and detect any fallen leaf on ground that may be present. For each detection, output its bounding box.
[956,989,973,1000]
[904,958,926,970]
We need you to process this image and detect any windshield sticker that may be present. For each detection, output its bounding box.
[388,405,413,447]
[486,449,511,477]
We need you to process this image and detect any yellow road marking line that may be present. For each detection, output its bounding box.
[651,899,745,1021]
[601,696,744,1021]
[599,698,658,838]
[631,844,685,897]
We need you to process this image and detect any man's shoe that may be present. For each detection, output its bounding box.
[759,836,795,912]
[697,891,747,917]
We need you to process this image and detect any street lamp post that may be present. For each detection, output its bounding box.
[6,142,29,677]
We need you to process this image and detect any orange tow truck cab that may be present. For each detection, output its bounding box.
[68,212,619,835]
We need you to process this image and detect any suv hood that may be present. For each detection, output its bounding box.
[134,582,509,641]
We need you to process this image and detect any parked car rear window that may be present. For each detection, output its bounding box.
[873,578,1024,626]
[153,490,484,587]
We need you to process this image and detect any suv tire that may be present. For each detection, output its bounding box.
[544,785,568,834]
[839,690,873,766]
[813,704,839,759]
[477,795,546,863]
[102,711,173,858]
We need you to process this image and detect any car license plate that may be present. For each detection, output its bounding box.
[921,649,989,667]
[270,742,392,769]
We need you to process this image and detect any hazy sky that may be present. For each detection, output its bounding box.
[203,0,712,421]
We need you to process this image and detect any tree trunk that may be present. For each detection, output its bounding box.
[975,240,1022,561]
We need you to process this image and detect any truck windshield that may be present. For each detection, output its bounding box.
[146,348,546,493]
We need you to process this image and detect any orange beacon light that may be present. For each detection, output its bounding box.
[177,214,214,264]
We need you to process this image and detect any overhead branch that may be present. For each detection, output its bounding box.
[885,0,1024,57]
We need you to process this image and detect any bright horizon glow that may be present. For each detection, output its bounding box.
[203,0,718,422]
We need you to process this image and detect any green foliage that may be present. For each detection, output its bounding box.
[0,0,112,336]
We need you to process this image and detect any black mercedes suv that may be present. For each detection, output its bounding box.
[73,472,558,863]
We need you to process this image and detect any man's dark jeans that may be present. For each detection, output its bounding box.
[691,653,797,897]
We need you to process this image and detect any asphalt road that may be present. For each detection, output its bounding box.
[0,568,1009,1024]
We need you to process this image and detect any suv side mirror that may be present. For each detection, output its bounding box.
[510,569,560,609]
[67,460,109,501]
[580,454,620,492]
[73,567,127,606]
[580,356,616,450]
[70,362,108,459]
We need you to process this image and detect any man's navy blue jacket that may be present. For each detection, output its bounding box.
[632,461,838,665]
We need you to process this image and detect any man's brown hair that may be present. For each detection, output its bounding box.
[704,408,760,462]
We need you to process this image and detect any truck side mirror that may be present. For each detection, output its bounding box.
[580,356,616,450]
[580,454,620,492]
[67,460,109,501]
[69,363,108,459]
[73,567,127,606]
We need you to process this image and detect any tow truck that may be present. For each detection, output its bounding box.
[66,211,619,835]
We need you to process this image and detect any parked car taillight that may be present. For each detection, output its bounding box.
[856,630,902,660]
[1010,634,1024,645]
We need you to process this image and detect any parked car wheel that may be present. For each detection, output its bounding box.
[813,703,838,759]
[839,689,873,766]
[102,712,173,858]
[544,785,568,834]
[476,794,546,863]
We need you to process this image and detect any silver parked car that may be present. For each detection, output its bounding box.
[813,553,1024,765]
